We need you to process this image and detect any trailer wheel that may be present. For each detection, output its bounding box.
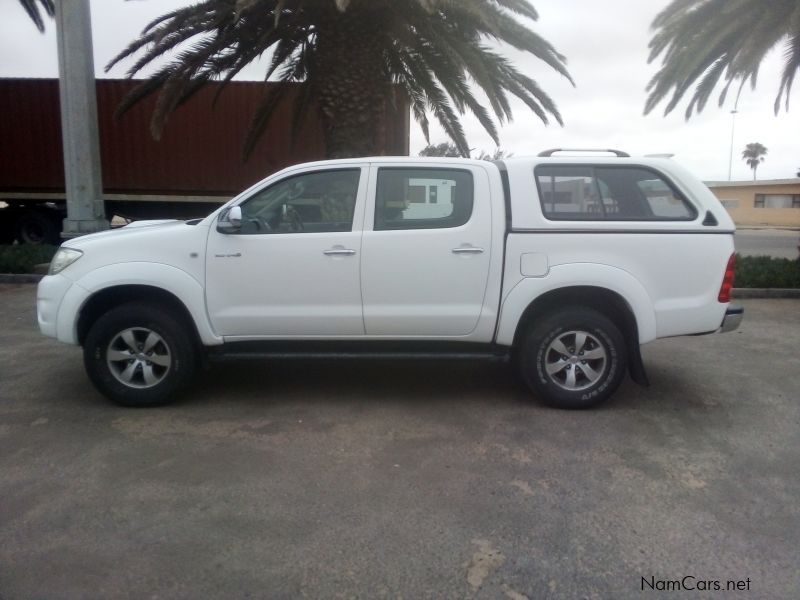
[15,210,61,245]
[0,216,14,244]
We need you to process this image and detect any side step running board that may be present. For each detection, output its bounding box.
[208,351,510,363]
[206,340,512,363]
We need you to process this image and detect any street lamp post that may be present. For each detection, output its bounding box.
[727,107,738,181]
[55,0,108,238]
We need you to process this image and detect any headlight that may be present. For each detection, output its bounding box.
[48,248,83,275]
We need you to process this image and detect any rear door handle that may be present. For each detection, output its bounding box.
[323,248,356,256]
[451,246,484,254]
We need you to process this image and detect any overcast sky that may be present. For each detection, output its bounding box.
[1,0,797,181]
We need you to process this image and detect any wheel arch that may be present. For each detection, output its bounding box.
[77,285,200,347]
[497,264,657,346]
[509,285,650,387]
[60,262,223,347]
[497,266,657,386]
[510,286,638,348]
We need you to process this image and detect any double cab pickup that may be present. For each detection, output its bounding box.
[37,150,742,408]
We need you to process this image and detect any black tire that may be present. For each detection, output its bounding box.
[0,216,14,244]
[15,210,61,245]
[83,303,197,407]
[518,306,627,409]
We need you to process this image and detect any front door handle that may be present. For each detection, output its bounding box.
[451,246,484,254]
[323,248,356,256]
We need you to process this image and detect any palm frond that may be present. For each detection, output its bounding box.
[17,0,54,32]
[646,0,800,117]
[776,34,800,112]
[243,84,293,159]
[110,0,571,157]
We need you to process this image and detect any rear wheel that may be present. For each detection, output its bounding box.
[83,303,197,407]
[519,307,627,409]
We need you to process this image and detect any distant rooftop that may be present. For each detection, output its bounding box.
[705,179,800,188]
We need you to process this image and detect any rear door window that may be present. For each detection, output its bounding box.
[375,168,474,230]
[535,165,697,221]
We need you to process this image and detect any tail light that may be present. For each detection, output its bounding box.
[718,253,735,303]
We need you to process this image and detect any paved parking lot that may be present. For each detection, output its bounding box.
[1,283,799,599]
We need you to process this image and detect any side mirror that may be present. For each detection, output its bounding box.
[217,206,242,233]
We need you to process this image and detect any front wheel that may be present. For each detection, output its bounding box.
[518,307,627,409]
[83,303,197,407]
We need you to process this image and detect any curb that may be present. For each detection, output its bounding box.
[0,274,43,283]
[732,288,800,299]
[1,274,799,299]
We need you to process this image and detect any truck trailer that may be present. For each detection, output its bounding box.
[0,78,410,244]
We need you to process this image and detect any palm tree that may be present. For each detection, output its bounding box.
[107,0,573,159]
[17,0,54,32]
[419,143,462,158]
[476,148,514,161]
[645,0,800,118]
[420,143,514,160]
[742,143,767,181]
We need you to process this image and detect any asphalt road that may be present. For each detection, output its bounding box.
[734,228,799,259]
[1,284,799,599]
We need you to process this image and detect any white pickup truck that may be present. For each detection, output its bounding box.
[37,150,742,409]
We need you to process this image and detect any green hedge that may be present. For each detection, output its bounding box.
[735,254,800,288]
[0,244,58,274]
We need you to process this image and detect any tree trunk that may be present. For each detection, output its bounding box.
[313,7,389,159]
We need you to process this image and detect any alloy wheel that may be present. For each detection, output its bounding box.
[106,327,172,389]
[544,330,607,391]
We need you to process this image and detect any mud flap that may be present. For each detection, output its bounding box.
[628,341,649,386]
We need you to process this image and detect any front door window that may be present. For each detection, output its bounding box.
[238,169,360,234]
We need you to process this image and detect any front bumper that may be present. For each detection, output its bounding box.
[36,274,73,340]
[720,304,743,333]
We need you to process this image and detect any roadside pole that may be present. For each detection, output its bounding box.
[55,0,108,238]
